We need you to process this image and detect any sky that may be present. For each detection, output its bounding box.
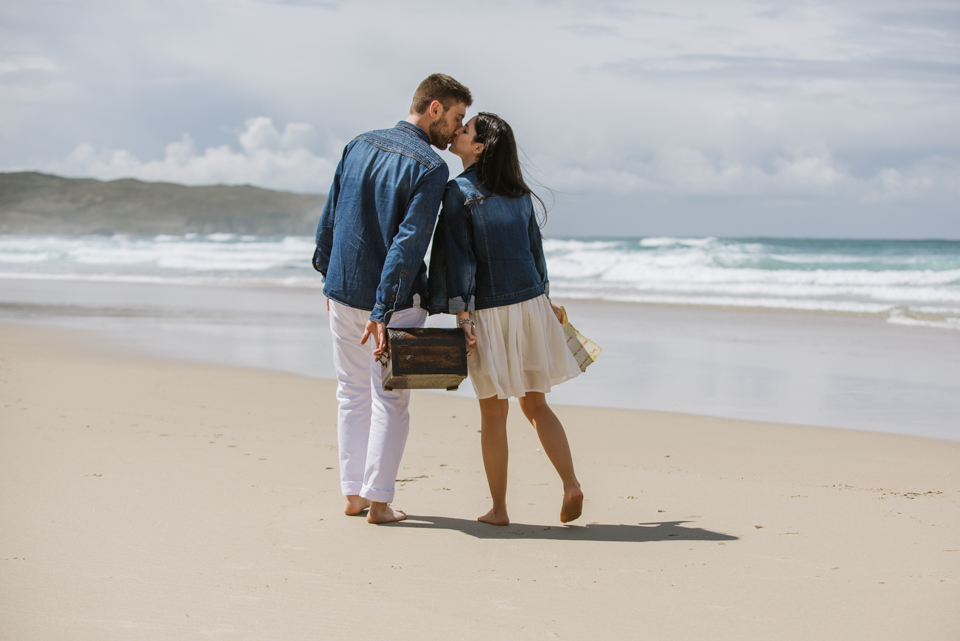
[1,0,958,238]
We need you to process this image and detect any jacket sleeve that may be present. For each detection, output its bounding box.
[442,185,477,313]
[312,147,347,276]
[527,198,549,298]
[370,162,449,325]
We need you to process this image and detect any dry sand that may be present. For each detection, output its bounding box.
[1,322,958,640]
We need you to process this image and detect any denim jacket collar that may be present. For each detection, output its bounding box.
[395,120,430,145]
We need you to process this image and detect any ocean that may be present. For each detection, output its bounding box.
[1,234,958,330]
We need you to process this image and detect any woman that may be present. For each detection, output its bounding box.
[428,112,583,525]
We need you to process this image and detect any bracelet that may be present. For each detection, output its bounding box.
[457,318,475,327]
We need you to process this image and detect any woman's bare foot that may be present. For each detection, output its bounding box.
[344,495,370,516]
[478,506,510,526]
[367,502,406,524]
[560,487,584,523]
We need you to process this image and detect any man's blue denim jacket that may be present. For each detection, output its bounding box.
[313,121,448,325]
[427,165,548,315]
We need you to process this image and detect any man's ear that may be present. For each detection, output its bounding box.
[429,99,444,119]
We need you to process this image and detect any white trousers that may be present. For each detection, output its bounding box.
[328,300,426,503]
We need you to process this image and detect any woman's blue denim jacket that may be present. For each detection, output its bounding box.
[313,121,448,325]
[428,165,548,315]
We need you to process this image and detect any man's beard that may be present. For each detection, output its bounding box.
[428,118,452,148]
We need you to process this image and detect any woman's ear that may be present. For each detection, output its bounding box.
[475,143,484,155]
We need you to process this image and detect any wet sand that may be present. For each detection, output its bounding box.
[1,322,958,640]
[2,277,958,439]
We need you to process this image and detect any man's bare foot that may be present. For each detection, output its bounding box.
[560,486,584,523]
[344,495,370,516]
[367,501,406,524]
[478,507,510,526]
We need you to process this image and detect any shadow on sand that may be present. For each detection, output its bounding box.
[394,516,739,543]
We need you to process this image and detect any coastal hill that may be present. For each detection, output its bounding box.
[0,172,327,235]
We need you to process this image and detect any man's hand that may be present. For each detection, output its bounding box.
[361,320,387,359]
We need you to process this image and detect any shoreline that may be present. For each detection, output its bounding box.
[3,270,959,329]
[3,316,958,447]
[2,276,959,441]
[1,322,958,639]
[4,318,958,451]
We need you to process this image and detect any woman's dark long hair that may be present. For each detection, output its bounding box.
[471,112,547,224]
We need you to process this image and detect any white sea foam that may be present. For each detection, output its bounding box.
[637,236,717,248]
[0,270,324,288]
[0,252,50,263]
[886,309,960,330]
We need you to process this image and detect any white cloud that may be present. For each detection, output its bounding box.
[544,146,958,202]
[42,110,960,219]
[50,117,334,193]
[238,116,283,153]
[772,150,846,188]
[867,157,960,201]
[0,55,60,75]
[280,122,316,150]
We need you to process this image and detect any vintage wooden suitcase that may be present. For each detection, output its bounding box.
[379,328,467,391]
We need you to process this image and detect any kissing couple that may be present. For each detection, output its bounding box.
[313,73,584,526]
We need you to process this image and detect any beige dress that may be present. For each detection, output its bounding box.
[468,294,582,400]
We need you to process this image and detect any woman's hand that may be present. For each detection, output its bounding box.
[457,314,477,356]
[462,323,476,356]
[550,301,564,324]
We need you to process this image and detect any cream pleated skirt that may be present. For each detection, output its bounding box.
[468,294,582,400]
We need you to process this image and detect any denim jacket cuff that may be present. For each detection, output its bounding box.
[369,304,389,325]
[447,295,475,314]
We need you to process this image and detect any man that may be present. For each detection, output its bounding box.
[313,73,472,524]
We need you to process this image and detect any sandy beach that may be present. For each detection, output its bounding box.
[1,321,958,640]
[4,0,960,637]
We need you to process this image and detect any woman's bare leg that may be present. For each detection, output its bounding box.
[478,396,510,525]
[518,392,583,523]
